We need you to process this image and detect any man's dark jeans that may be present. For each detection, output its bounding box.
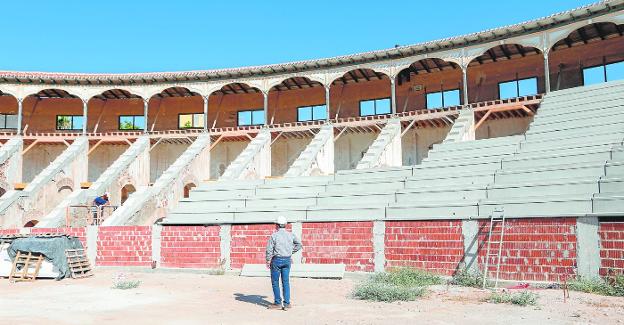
[270,256,291,305]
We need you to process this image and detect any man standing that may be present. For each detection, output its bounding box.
[265,216,302,310]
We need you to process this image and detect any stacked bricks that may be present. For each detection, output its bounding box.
[302,222,374,272]
[96,226,152,267]
[160,226,221,268]
[385,221,463,276]
[230,224,280,269]
[599,222,624,276]
[31,227,87,249]
[477,218,577,282]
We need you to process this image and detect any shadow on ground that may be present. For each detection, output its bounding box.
[234,293,271,307]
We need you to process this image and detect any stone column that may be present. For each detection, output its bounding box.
[544,51,551,93]
[16,98,23,135]
[462,66,469,105]
[576,216,601,278]
[291,222,303,264]
[82,99,88,135]
[86,225,98,266]
[461,219,479,272]
[202,95,209,132]
[263,92,269,126]
[324,85,331,121]
[143,98,149,133]
[373,220,386,273]
[220,225,232,270]
[151,224,162,267]
[390,77,397,115]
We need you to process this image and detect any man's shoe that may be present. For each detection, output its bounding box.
[283,304,291,311]
[267,303,282,310]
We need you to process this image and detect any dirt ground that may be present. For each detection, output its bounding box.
[0,269,623,325]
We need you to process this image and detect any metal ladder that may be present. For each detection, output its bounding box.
[482,209,506,288]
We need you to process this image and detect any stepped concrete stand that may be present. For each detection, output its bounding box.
[285,124,334,177]
[356,119,402,170]
[0,137,88,228]
[0,137,23,193]
[103,134,211,226]
[220,129,271,180]
[443,107,475,143]
[37,137,151,227]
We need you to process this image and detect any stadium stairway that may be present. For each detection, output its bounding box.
[220,128,271,180]
[37,136,151,227]
[103,134,210,226]
[284,124,334,177]
[163,80,624,225]
[0,137,22,166]
[356,118,401,169]
[0,137,88,227]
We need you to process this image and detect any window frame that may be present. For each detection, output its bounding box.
[582,59,624,85]
[118,115,145,131]
[55,115,84,131]
[178,113,205,129]
[297,104,327,122]
[237,109,264,126]
[358,97,392,117]
[497,76,538,100]
[0,113,17,129]
[425,88,461,109]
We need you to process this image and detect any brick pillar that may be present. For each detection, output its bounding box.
[220,225,231,270]
[151,224,162,267]
[373,221,385,273]
[576,216,601,278]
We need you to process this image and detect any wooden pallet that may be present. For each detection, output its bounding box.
[65,249,93,279]
[9,251,44,282]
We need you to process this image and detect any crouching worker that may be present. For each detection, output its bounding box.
[92,192,110,225]
[265,216,302,310]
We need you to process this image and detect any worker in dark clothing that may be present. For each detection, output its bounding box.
[92,192,110,224]
[265,216,302,311]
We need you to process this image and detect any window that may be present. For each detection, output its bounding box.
[238,109,264,126]
[297,104,327,121]
[56,115,84,130]
[426,89,460,109]
[498,77,538,99]
[583,61,624,86]
[179,113,205,129]
[359,98,391,116]
[0,114,17,129]
[119,115,145,130]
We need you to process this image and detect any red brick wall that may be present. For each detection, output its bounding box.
[160,226,221,268]
[230,224,278,269]
[599,222,624,276]
[96,226,152,267]
[31,227,87,249]
[0,228,20,235]
[302,222,374,272]
[385,221,463,276]
[478,218,577,282]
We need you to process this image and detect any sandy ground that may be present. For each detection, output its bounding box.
[0,269,623,325]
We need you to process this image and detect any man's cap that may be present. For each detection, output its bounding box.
[276,216,287,225]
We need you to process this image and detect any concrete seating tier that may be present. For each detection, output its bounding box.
[164,81,624,225]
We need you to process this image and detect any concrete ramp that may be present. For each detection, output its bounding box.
[0,137,88,227]
[356,119,401,169]
[285,124,334,177]
[37,136,150,227]
[103,134,210,226]
[443,107,474,143]
[220,128,271,180]
[240,263,345,279]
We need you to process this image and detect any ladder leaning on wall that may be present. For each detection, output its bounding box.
[482,208,506,289]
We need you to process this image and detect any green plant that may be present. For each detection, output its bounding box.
[568,275,624,297]
[450,268,486,288]
[487,291,538,306]
[373,267,444,287]
[353,281,427,302]
[112,280,142,290]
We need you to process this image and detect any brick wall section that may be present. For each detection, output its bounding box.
[160,226,221,268]
[96,226,152,267]
[0,228,20,235]
[385,221,463,276]
[31,227,87,249]
[599,222,624,276]
[302,222,374,272]
[478,218,577,282]
[230,224,279,269]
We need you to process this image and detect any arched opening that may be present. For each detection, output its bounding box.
[209,83,264,128]
[150,87,203,132]
[329,68,390,120]
[22,89,82,134]
[0,92,19,133]
[0,187,6,198]
[90,89,145,133]
[121,184,136,204]
[24,220,39,227]
[183,182,196,198]
[396,58,462,112]
[549,22,624,91]
[467,44,543,103]
[268,77,325,124]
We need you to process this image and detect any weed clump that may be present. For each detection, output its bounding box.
[487,291,538,306]
[352,268,442,302]
[568,275,624,297]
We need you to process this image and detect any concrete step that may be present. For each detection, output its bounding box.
[479,194,593,217]
[487,178,599,199]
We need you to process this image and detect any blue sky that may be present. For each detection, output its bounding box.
[0,0,594,73]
